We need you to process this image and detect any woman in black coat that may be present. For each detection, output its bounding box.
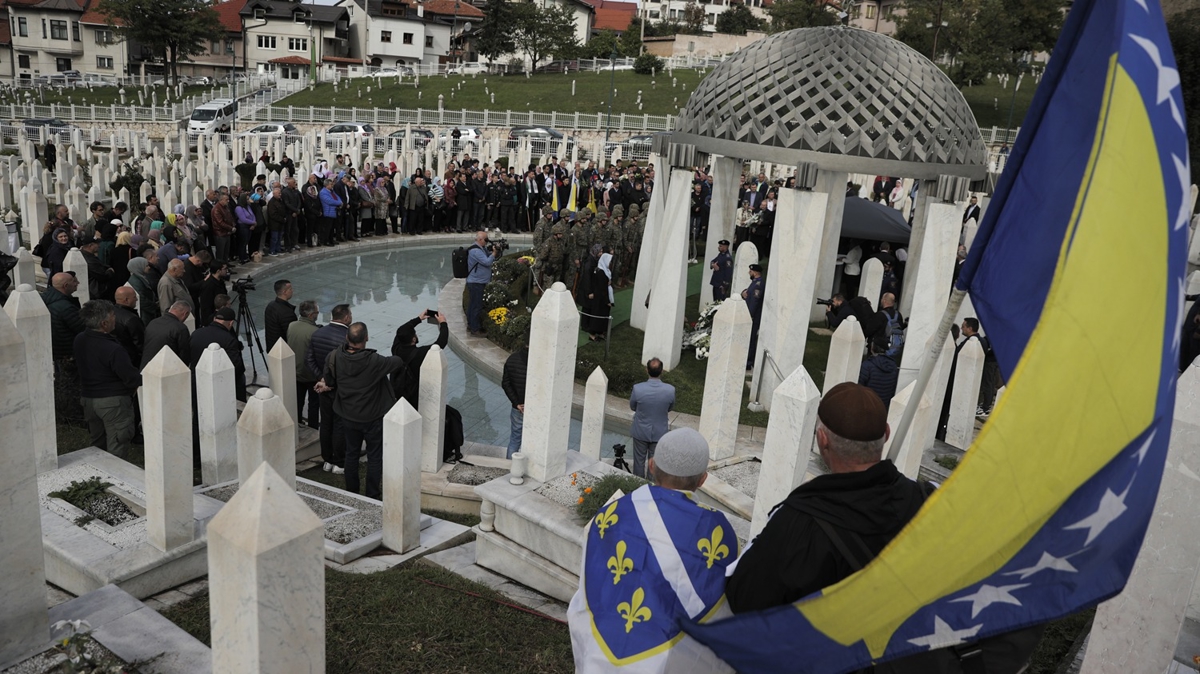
[581,245,613,341]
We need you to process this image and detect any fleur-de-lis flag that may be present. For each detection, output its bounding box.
[568,485,739,673]
[681,1,1190,672]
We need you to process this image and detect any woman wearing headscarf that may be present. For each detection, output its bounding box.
[373,177,390,236]
[581,244,614,341]
[356,176,375,237]
[144,228,162,251]
[234,193,256,263]
[127,255,161,325]
[110,231,135,289]
[42,228,72,278]
[186,204,209,250]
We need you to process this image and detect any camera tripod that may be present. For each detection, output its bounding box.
[611,443,631,473]
[235,288,268,385]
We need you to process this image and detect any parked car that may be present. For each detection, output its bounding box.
[187,99,237,135]
[366,68,400,79]
[605,133,657,161]
[508,125,575,156]
[35,71,82,87]
[326,123,375,142]
[447,62,486,75]
[240,123,300,147]
[179,75,212,86]
[386,127,434,148]
[20,117,80,136]
[437,126,483,150]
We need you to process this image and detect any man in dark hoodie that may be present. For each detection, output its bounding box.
[389,310,448,411]
[858,337,900,409]
[726,382,926,613]
[316,322,407,500]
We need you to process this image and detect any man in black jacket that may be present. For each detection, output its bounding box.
[502,345,528,459]
[74,300,142,460]
[111,286,144,366]
[191,307,246,401]
[263,279,296,352]
[316,322,407,500]
[307,303,352,474]
[142,301,191,368]
[389,310,448,410]
[282,177,303,251]
[726,383,926,613]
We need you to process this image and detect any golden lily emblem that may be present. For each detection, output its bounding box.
[617,587,653,633]
[607,540,634,584]
[697,525,730,569]
[595,501,619,538]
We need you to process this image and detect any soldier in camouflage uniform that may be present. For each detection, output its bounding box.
[622,203,644,287]
[532,205,555,250]
[536,221,570,289]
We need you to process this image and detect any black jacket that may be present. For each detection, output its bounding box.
[111,304,145,366]
[190,323,246,401]
[726,460,926,614]
[263,297,297,352]
[389,317,449,409]
[306,321,349,378]
[502,348,528,409]
[142,314,191,369]
[74,330,141,398]
[858,354,900,409]
[43,285,84,360]
[323,344,406,423]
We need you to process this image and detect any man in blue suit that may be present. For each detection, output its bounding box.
[629,357,676,479]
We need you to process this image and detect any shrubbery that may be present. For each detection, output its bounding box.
[633,53,665,75]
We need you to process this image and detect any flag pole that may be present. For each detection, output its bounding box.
[886,288,967,462]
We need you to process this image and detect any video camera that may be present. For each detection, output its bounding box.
[233,276,256,293]
[815,298,834,307]
[488,237,510,254]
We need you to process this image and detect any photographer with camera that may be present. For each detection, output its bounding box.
[465,230,500,336]
[389,309,449,410]
[820,294,852,330]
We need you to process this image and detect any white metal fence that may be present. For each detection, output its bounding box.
[245,105,677,133]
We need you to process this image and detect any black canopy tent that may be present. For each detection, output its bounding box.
[840,197,912,244]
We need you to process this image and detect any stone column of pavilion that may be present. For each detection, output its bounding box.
[630,151,668,331]
[666,25,988,404]
[699,155,744,307]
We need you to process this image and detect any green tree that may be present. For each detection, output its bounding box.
[633,52,664,75]
[583,29,621,58]
[476,0,516,66]
[715,4,764,35]
[895,0,1061,85]
[511,2,580,66]
[619,19,644,55]
[681,0,707,34]
[1168,8,1200,185]
[766,0,837,33]
[96,0,223,88]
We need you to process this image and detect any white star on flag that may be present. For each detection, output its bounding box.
[1133,430,1156,465]
[1128,34,1182,106]
[907,617,983,650]
[1004,551,1080,580]
[1173,154,1190,231]
[1064,486,1129,545]
[950,584,1031,618]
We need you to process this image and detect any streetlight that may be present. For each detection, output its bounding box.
[604,47,618,147]
[1002,54,1031,149]
[925,0,948,62]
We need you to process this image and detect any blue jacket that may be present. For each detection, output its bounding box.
[466,244,494,284]
[629,378,675,442]
[858,354,900,409]
[305,321,349,378]
[319,187,342,218]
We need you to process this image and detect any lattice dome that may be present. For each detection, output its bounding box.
[670,27,988,179]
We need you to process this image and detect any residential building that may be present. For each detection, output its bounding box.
[640,0,770,33]
[347,0,480,68]
[643,28,767,58]
[78,4,127,81]
[847,0,901,35]
[7,0,85,81]
[240,0,352,79]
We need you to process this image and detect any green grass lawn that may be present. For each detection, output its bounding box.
[160,562,574,673]
[958,74,1036,131]
[280,68,707,117]
[2,83,229,109]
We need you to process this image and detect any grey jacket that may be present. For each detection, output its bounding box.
[629,378,675,443]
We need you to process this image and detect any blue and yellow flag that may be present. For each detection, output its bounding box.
[568,485,737,673]
[682,1,1190,671]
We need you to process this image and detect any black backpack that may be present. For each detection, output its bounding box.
[451,246,471,278]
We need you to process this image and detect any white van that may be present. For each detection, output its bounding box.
[188,98,237,135]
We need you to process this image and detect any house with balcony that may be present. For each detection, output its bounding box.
[641,0,769,33]
[847,0,901,35]
[7,0,85,81]
[240,0,352,80]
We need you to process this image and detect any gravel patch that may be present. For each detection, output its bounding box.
[4,640,132,674]
[713,460,761,499]
[38,463,148,550]
[79,493,138,526]
[447,464,511,486]
[324,508,383,544]
[204,484,350,521]
[536,472,598,510]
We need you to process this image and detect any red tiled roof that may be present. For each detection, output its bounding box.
[323,55,364,64]
[593,5,634,31]
[79,5,120,25]
[270,55,310,65]
[214,0,248,33]
[420,0,483,19]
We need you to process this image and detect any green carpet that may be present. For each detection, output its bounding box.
[579,261,706,346]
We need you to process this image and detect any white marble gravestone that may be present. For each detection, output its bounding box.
[238,388,296,489]
[141,348,195,552]
[521,282,579,482]
[63,248,90,303]
[208,462,325,674]
[750,366,820,537]
[580,367,608,462]
[267,340,298,446]
[419,344,448,474]
[196,343,239,485]
[898,202,960,390]
[0,309,49,668]
[944,338,985,449]
[641,167,694,370]
[699,296,752,461]
[383,398,423,554]
[4,284,57,474]
[731,241,759,300]
[859,257,885,311]
[699,157,742,306]
[823,316,866,394]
